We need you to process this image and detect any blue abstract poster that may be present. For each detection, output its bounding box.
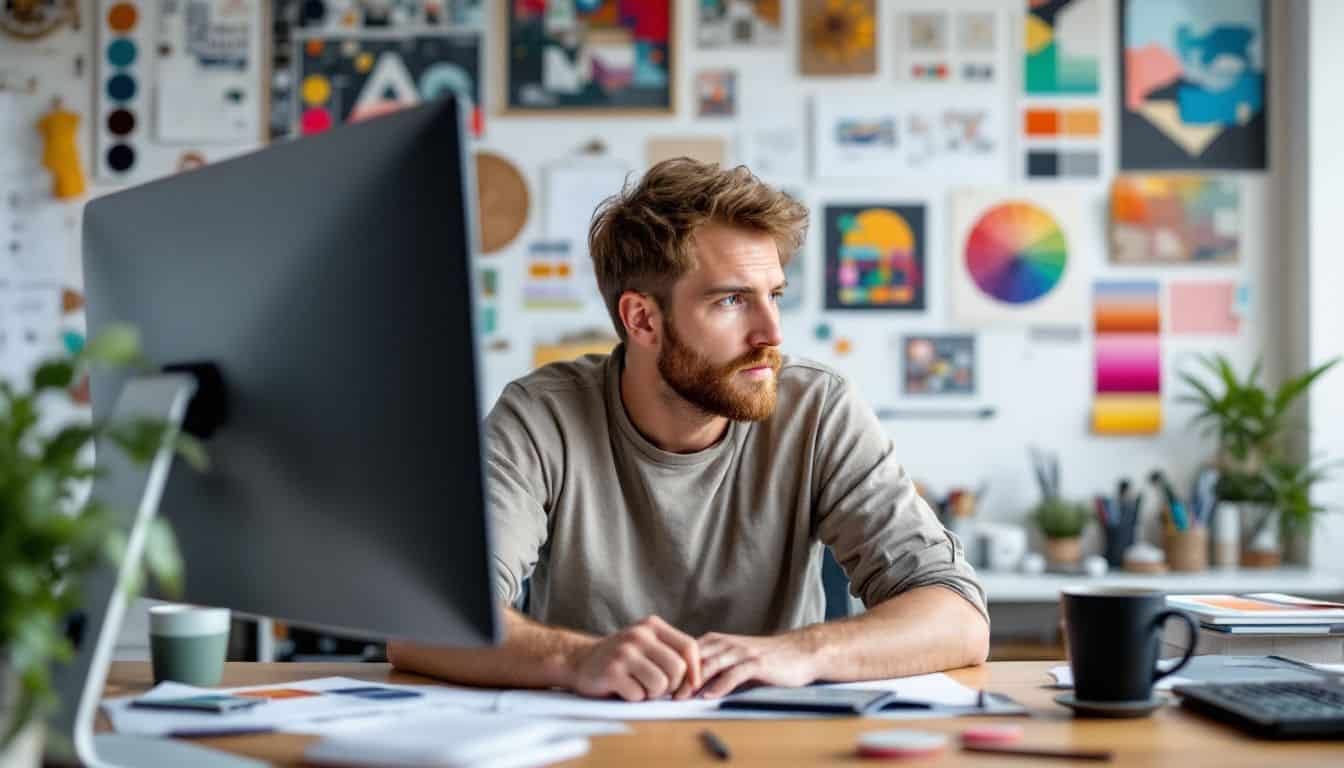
[1119,0,1266,170]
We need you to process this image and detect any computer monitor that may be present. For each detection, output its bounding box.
[51,97,498,766]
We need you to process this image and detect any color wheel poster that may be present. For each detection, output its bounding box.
[950,189,1089,327]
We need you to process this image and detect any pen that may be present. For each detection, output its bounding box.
[167,726,277,739]
[963,744,1114,761]
[700,729,732,761]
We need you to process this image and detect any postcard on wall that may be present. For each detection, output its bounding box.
[739,90,806,181]
[902,335,976,395]
[824,205,926,312]
[695,70,736,117]
[543,158,630,264]
[1025,0,1102,96]
[524,240,595,311]
[799,0,877,76]
[503,0,673,114]
[772,186,807,314]
[896,7,1002,83]
[1169,280,1240,334]
[1119,0,1266,170]
[697,0,782,48]
[155,0,262,145]
[1109,175,1240,263]
[647,137,727,168]
[812,93,1007,182]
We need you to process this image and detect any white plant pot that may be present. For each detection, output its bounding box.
[1236,502,1282,567]
[0,661,44,768]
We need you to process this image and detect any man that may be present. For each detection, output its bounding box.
[389,159,988,701]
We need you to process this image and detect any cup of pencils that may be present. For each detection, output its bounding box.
[1152,471,1208,572]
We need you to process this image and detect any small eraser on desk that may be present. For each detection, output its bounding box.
[960,725,1023,746]
[856,730,948,759]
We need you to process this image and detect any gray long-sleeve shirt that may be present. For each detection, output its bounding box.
[485,346,986,637]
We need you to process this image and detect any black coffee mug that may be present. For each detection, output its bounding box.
[1062,586,1198,703]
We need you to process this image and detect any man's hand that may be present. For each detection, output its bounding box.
[569,615,703,701]
[679,631,820,700]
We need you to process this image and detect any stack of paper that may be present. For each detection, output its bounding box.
[1165,594,1344,663]
[1166,594,1344,632]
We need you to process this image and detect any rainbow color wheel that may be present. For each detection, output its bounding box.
[965,202,1067,304]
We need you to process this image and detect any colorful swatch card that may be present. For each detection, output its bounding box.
[1092,280,1162,434]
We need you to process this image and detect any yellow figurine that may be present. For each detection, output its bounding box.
[37,98,86,199]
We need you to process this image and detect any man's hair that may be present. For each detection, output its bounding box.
[588,158,810,341]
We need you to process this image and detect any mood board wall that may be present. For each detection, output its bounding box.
[0,0,1293,539]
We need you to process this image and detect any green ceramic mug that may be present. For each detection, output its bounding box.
[148,604,230,687]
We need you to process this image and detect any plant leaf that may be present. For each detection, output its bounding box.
[1272,357,1341,417]
[42,424,94,466]
[144,517,184,597]
[174,433,210,472]
[32,360,75,392]
[79,325,143,367]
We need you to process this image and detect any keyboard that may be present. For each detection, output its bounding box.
[1174,680,1344,739]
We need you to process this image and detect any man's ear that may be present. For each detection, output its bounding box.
[618,290,662,350]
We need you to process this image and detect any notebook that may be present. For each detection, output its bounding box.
[1167,594,1344,625]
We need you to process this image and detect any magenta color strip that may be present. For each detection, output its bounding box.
[1095,335,1161,393]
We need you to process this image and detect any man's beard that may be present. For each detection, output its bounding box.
[657,319,782,422]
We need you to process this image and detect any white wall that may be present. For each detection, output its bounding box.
[0,1,1302,538]
[468,0,1281,535]
[1305,0,1344,569]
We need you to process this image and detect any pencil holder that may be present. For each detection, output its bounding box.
[1163,527,1208,572]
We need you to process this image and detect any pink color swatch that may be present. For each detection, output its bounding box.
[1170,281,1240,334]
[1095,334,1162,393]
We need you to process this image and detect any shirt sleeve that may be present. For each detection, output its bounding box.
[811,376,988,622]
[483,383,555,608]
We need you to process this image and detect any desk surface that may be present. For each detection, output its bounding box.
[102,660,1340,766]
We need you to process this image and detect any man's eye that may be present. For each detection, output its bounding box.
[717,295,742,307]
[770,292,783,303]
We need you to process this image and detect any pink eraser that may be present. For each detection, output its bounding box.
[960,725,1024,746]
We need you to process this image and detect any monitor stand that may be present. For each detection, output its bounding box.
[45,374,264,768]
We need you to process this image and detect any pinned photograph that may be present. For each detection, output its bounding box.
[903,335,976,395]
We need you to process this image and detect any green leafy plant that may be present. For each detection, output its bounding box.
[0,325,207,746]
[1178,353,1340,476]
[1032,498,1090,539]
[1265,456,1340,537]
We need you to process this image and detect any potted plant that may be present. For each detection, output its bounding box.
[1178,353,1339,566]
[1265,457,1339,565]
[1,326,205,766]
[1033,498,1090,566]
[1026,446,1089,567]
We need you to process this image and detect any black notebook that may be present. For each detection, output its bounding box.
[718,685,1028,717]
[718,686,907,715]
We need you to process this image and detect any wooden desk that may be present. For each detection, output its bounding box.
[102,661,1340,766]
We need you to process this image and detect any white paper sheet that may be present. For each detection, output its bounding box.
[103,676,497,736]
[154,0,261,144]
[488,671,984,721]
[812,91,1008,182]
[542,160,629,261]
[106,671,990,735]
